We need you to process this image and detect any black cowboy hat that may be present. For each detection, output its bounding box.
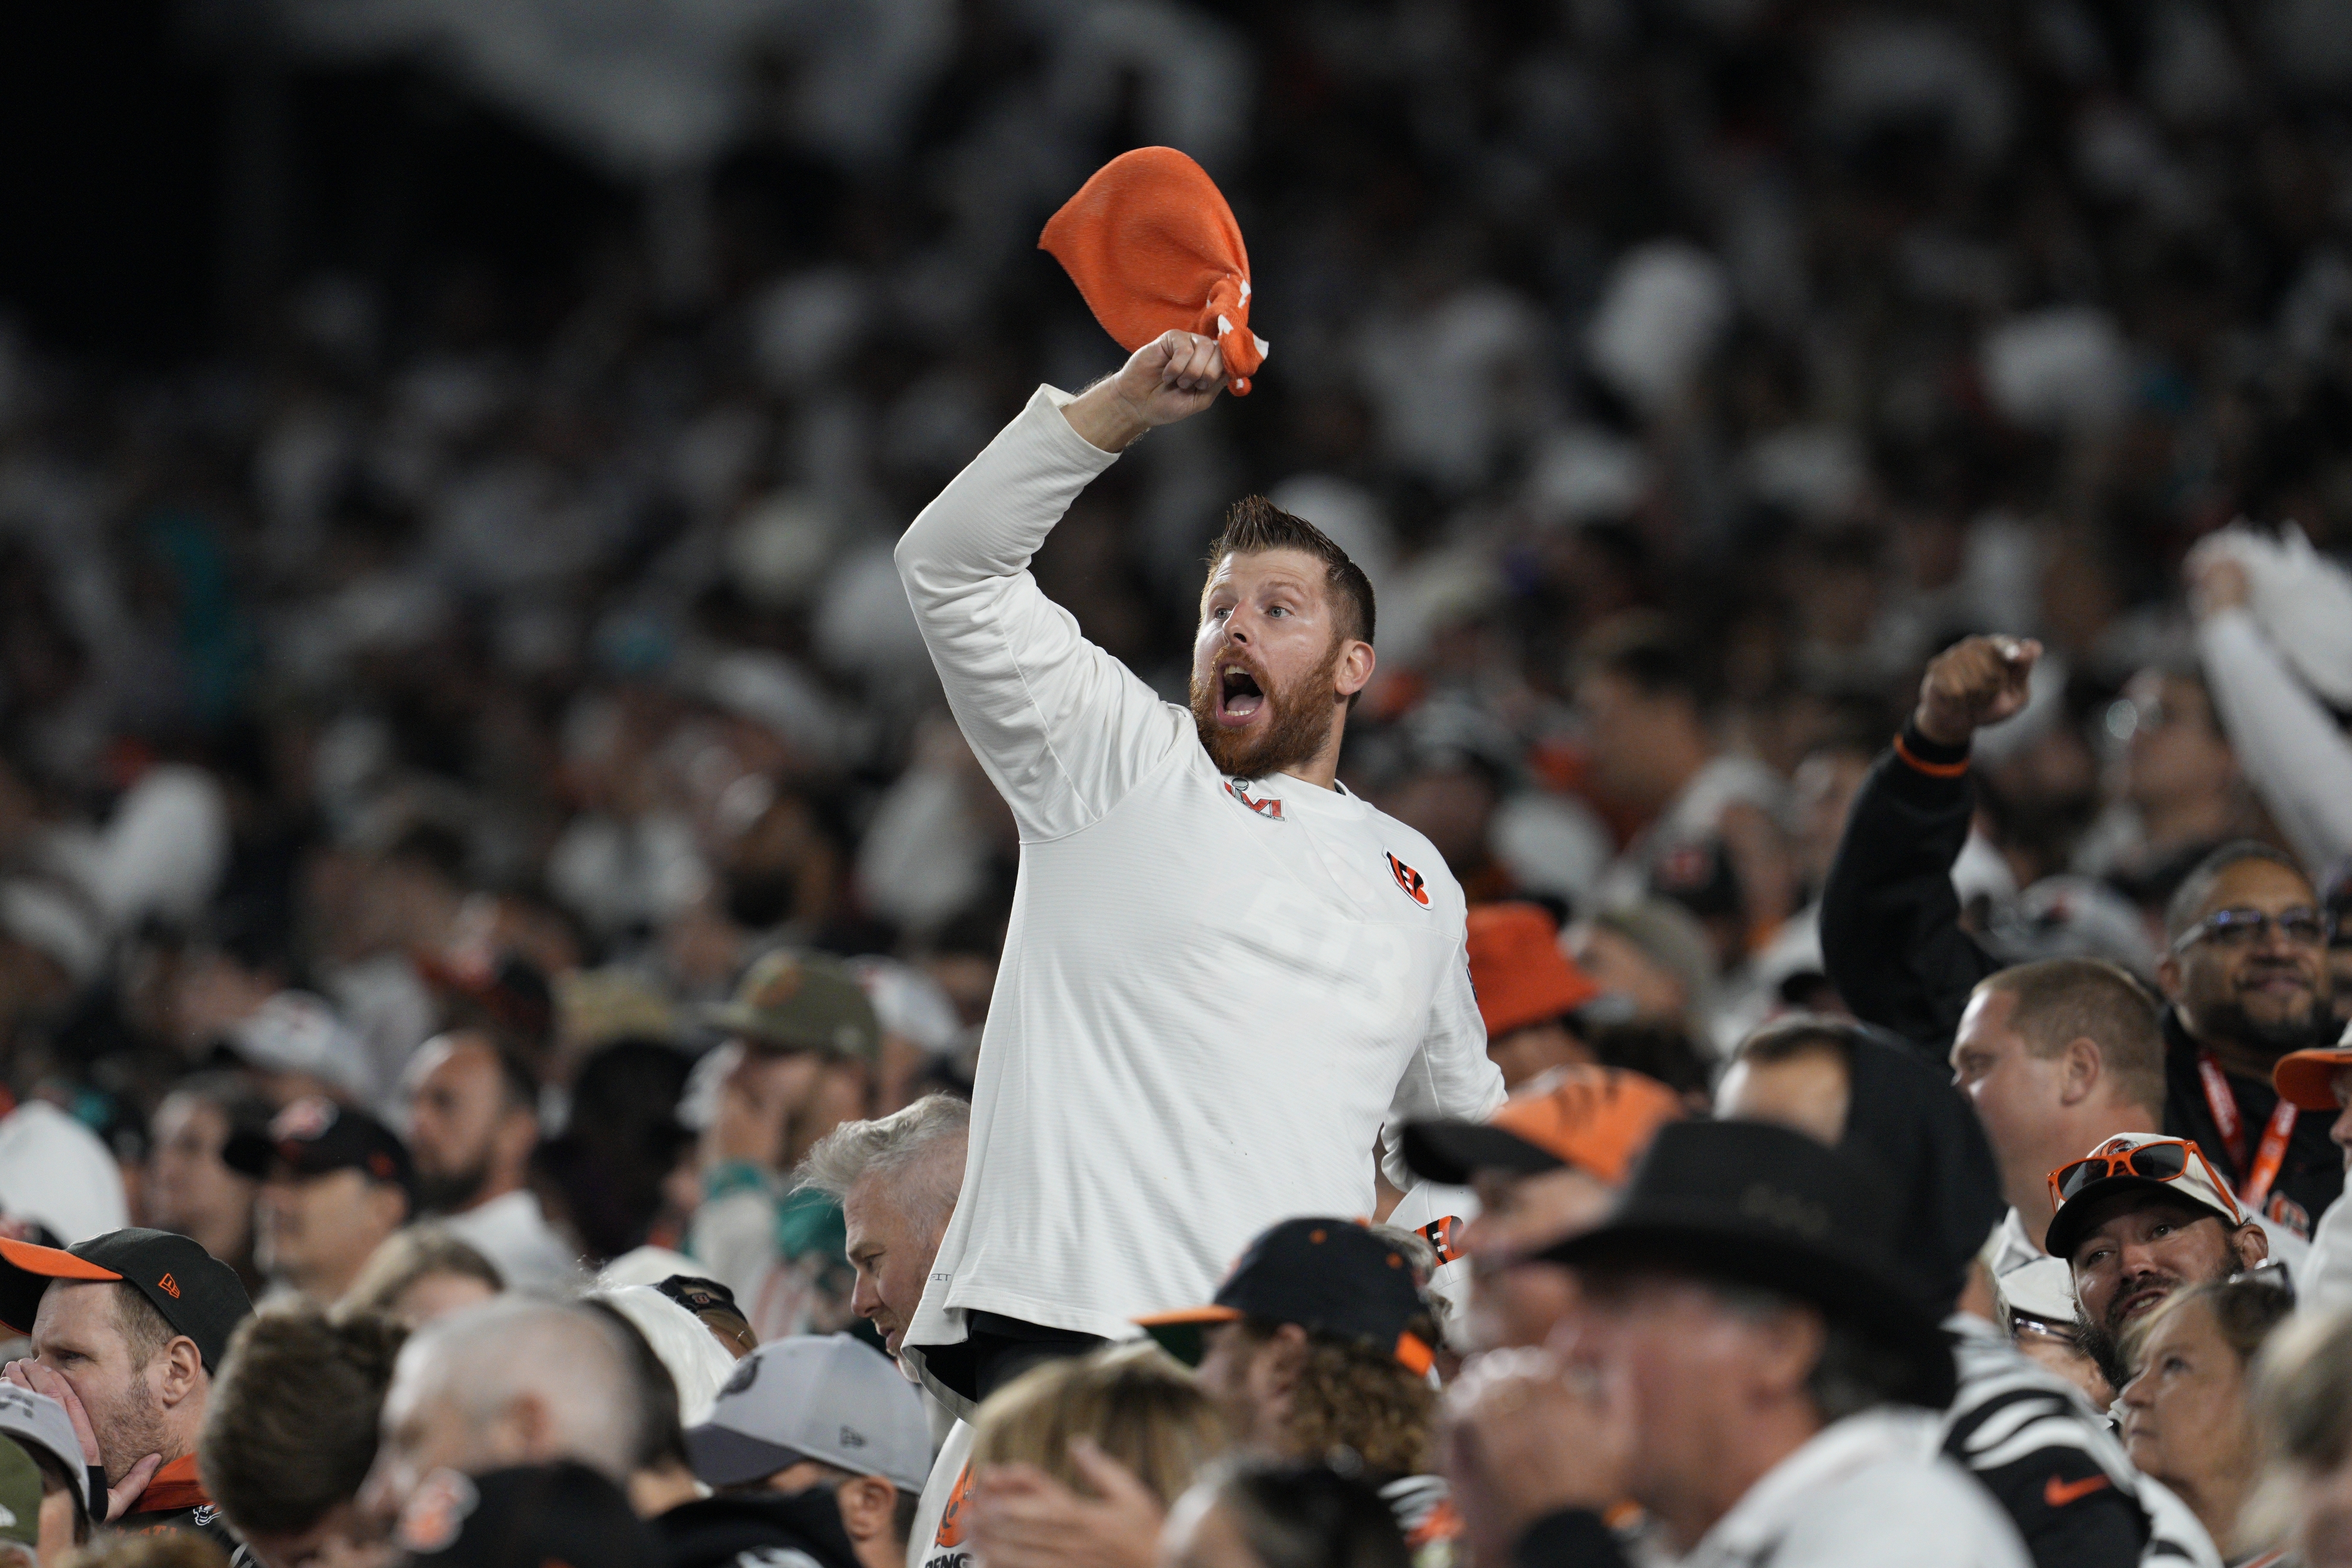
[1540,1118,1956,1409]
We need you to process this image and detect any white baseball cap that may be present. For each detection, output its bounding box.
[0,1383,87,1514]
[685,1334,930,1493]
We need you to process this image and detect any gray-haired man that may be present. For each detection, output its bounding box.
[793,1095,970,1568]
[795,1095,970,1363]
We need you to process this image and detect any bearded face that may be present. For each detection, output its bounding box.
[1190,633,1345,780]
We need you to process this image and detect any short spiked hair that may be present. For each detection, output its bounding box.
[1205,496,1376,649]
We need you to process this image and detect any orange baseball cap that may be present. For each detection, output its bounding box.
[2275,1041,2352,1112]
[1466,903,1602,1039]
[1399,1063,1685,1187]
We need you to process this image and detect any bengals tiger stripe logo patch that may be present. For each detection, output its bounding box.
[1386,852,1431,907]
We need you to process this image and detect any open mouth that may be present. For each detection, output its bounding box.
[1218,666,1266,725]
[2116,1285,2169,1322]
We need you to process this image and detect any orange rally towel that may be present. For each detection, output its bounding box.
[1040,146,1268,395]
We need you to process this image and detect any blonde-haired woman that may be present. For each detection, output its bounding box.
[965,1341,1231,1568]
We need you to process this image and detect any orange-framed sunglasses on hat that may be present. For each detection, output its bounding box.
[2047,1135,2242,1218]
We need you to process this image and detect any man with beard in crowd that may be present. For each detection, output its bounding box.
[892,331,1502,1413]
[0,1230,251,1546]
[2046,1132,2271,1392]
[403,1031,576,1289]
[1822,635,2343,1236]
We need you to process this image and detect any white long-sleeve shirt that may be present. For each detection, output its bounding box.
[894,387,1503,1372]
[2197,608,2352,871]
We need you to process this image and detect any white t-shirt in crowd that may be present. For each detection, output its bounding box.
[895,387,1504,1381]
[907,1418,974,1568]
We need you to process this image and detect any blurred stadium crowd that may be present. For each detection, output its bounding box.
[0,0,2350,1391]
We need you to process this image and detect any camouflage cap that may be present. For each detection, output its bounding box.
[703,951,880,1062]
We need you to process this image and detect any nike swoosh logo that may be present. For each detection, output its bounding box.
[2045,1472,2112,1508]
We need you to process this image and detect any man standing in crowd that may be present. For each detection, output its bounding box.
[227,1097,414,1306]
[893,331,1502,1410]
[2044,1131,2272,1390]
[1821,634,2343,1233]
[0,1229,251,1543]
[1440,1119,2027,1568]
[668,1335,930,1568]
[404,1031,577,1289]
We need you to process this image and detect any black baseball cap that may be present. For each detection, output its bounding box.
[0,1228,252,1373]
[1135,1218,1434,1375]
[397,1462,658,1568]
[222,1096,414,1203]
[1538,1119,1956,1408]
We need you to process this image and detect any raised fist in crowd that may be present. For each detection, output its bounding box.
[1060,330,1226,453]
[1913,635,2043,749]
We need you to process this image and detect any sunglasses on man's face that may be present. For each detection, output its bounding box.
[2169,905,2332,955]
[2047,1138,2230,1210]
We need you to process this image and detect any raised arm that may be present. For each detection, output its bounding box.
[2190,555,2352,871]
[1820,636,2034,1054]
[893,333,1226,841]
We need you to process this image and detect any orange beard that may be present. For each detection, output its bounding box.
[1189,636,1345,779]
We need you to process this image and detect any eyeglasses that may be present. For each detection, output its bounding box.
[2169,905,2332,955]
[2046,1137,2233,1212]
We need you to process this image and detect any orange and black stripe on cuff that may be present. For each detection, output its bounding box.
[1893,720,1970,779]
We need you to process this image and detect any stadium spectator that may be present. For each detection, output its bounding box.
[669,1335,928,1568]
[0,1230,251,1541]
[1823,637,2344,1231]
[963,1342,1230,1568]
[1462,904,1600,1091]
[360,1299,654,1526]
[688,952,878,1341]
[2046,1134,2273,1391]
[2117,1278,2295,1566]
[139,1078,272,1296]
[794,1094,969,1361]
[336,1228,503,1327]
[1135,1219,1450,1559]
[1565,900,1720,1040]
[2250,1305,2352,1568]
[1949,960,2174,1267]
[2273,1035,2352,1311]
[1718,1017,2204,1568]
[401,1033,576,1291]
[1439,1120,2024,1567]
[196,1306,405,1568]
[1399,1064,1684,1351]
[893,334,1502,1417]
[793,1096,971,1568]
[229,1100,414,1306]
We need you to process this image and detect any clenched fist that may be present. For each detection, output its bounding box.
[1914,635,2042,748]
[1061,331,1226,453]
